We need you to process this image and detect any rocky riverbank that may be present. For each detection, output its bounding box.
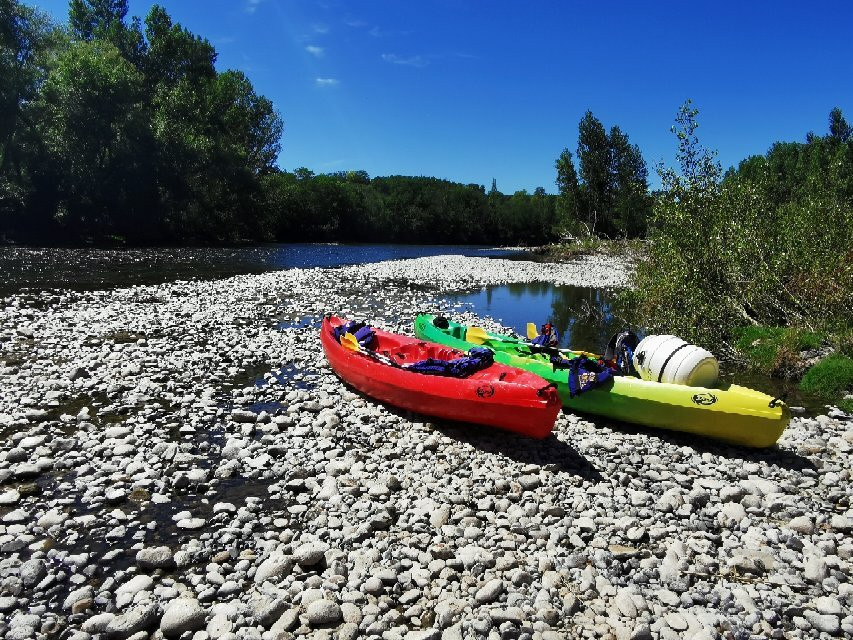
[0,254,850,640]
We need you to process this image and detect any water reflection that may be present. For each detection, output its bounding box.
[455,283,629,353]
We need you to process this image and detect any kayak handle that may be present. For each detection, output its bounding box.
[537,382,559,397]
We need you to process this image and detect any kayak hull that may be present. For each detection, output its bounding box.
[321,316,561,438]
[415,314,789,448]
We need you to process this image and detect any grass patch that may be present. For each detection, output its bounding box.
[800,354,853,401]
[733,326,825,376]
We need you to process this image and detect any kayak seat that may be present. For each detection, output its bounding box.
[390,342,458,365]
[450,326,466,340]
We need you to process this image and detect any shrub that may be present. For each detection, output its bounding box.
[632,101,853,357]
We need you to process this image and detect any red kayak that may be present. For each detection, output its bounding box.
[321,316,560,438]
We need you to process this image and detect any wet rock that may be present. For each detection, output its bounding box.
[136,546,175,570]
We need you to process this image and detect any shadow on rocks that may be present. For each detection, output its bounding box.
[605,420,818,473]
[432,423,603,482]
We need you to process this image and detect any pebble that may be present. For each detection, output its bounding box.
[136,546,175,570]
[294,541,329,566]
[160,598,206,637]
[306,600,342,625]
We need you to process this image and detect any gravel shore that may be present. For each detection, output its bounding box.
[0,254,850,640]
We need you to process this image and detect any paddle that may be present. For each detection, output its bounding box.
[339,329,402,368]
[465,326,491,345]
[526,323,539,340]
[340,332,361,352]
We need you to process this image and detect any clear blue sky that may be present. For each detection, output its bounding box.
[31,0,853,193]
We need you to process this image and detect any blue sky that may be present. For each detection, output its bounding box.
[31,0,853,193]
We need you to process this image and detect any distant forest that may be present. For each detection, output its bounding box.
[1,0,652,246]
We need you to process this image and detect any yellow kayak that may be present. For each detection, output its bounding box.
[415,314,790,448]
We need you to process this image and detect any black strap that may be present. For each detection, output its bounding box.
[657,343,689,383]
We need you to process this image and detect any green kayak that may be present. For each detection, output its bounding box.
[414,314,789,448]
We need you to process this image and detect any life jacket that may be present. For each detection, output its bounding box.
[531,322,559,347]
[333,321,376,349]
[550,354,613,397]
[405,346,495,378]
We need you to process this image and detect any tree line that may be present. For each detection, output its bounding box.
[1,0,653,246]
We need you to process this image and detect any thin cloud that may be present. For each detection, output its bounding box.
[246,0,264,14]
[305,45,324,57]
[313,24,330,34]
[346,19,368,28]
[382,53,428,68]
[316,78,339,86]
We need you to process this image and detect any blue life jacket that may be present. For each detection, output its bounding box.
[405,346,495,378]
[333,321,376,349]
[551,354,613,397]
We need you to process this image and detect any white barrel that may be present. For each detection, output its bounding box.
[632,334,719,387]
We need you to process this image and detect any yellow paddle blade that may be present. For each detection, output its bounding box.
[465,326,490,345]
[526,323,539,339]
[340,332,360,351]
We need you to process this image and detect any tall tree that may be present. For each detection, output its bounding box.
[35,40,148,237]
[576,111,610,234]
[829,107,851,143]
[554,148,579,234]
[0,0,58,170]
[1,0,63,238]
[608,125,650,237]
[143,5,215,88]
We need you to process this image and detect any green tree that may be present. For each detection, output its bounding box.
[608,125,650,237]
[635,100,853,351]
[829,107,851,143]
[143,4,215,88]
[0,0,63,237]
[214,70,282,175]
[35,39,148,238]
[576,111,610,234]
[69,0,145,66]
[554,147,579,235]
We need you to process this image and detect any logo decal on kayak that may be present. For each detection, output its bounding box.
[692,392,717,406]
[477,384,495,398]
